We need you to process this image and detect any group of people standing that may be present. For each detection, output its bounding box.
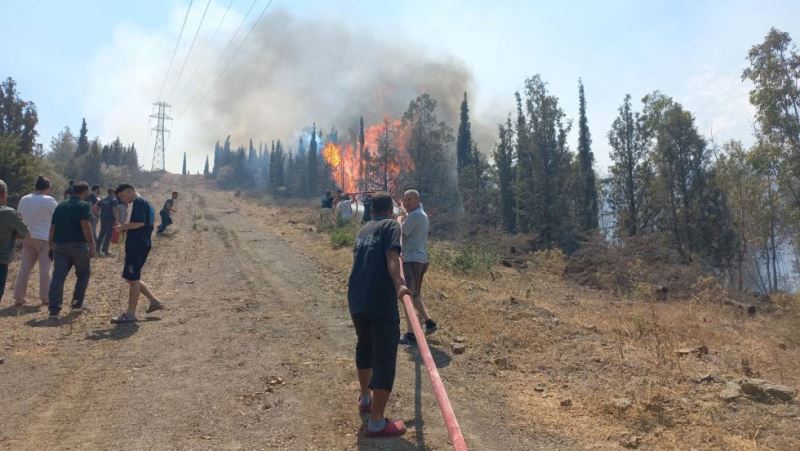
[0,176,178,323]
[346,188,437,438]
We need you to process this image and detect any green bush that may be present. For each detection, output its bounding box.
[329,221,359,249]
[431,241,496,275]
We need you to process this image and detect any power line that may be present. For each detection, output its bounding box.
[168,0,213,103]
[158,0,195,99]
[176,0,259,120]
[171,0,234,107]
[178,0,274,122]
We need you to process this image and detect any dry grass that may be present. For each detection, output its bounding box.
[252,198,800,450]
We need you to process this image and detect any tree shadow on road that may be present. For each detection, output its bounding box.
[0,305,41,318]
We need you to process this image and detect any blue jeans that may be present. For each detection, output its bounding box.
[157,211,172,234]
[48,242,91,314]
[97,218,114,254]
[0,263,7,303]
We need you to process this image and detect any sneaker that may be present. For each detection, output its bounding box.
[12,300,26,307]
[111,312,137,323]
[70,300,83,312]
[399,332,416,346]
[365,418,406,438]
[425,320,438,335]
[146,300,164,313]
[47,313,60,324]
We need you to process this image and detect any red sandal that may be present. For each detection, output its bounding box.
[365,418,406,438]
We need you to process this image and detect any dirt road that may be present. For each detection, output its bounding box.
[0,179,560,450]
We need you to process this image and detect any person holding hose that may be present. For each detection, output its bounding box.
[347,191,410,438]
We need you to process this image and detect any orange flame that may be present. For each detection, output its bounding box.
[322,142,341,168]
[322,117,415,195]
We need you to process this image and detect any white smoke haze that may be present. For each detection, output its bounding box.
[87,5,494,173]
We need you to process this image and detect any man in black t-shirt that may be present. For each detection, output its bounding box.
[111,184,163,323]
[347,192,410,438]
[156,191,179,235]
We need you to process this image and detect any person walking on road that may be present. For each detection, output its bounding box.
[48,181,95,319]
[88,184,101,241]
[96,188,119,256]
[13,176,57,306]
[398,189,437,345]
[156,191,178,235]
[347,191,411,438]
[111,184,163,323]
[0,179,30,304]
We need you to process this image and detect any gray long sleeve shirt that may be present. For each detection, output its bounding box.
[0,206,30,264]
[401,207,429,264]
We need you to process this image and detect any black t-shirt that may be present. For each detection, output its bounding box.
[126,197,154,250]
[321,195,333,209]
[99,195,118,221]
[347,218,402,321]
[161,198,174,214]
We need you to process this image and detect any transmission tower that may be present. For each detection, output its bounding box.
[150,101,172,172]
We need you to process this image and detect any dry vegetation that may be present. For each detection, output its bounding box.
[259,196,800,450]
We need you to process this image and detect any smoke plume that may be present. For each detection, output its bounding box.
[190,10,474,152]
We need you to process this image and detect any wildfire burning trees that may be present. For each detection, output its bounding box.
[321,117,415,195]
[210,93,461,213]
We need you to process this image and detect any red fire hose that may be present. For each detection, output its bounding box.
[399,264,468,451]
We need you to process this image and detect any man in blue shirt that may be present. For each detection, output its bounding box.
[111,184,163,323]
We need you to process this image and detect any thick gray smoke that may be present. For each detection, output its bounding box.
[195,10,478,148]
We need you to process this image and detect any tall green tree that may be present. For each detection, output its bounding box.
[607,94,655,237]
[203,155,210,178]
[456,92,473,170]
[576,79,599,232]
[402,93,458,209]
[515,75,575,249]
[182,152,187,175]
[307,124,318,197]
[493,116,516,232]
[76,118,89,156]
[742,27,800,247]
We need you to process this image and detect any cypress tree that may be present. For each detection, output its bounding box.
[576,79,599,231]
[456,92,473,170]
[203,155,210,177]
[494,117,516,232]
[182,152,187,175]
[76,118,89,156]
[307,124,318,196]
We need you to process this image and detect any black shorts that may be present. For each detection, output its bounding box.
[351,312,400,391]
[122,247,151,281]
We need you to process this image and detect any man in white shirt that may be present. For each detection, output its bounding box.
[398,189,437,345]
[13,176,58,306]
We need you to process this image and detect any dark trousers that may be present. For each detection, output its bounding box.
[157,211,172,234]
[0,263,7,302]
[351,312,400,391]
[49,242,91,314]
[97,218,114,254]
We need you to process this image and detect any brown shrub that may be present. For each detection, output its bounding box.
[565,234,706,298]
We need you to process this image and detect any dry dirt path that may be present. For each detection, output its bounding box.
[0,179,565,450]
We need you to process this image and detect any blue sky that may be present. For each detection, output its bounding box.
[2,0,799,173]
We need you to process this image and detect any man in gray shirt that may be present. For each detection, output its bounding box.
[398,189,437,345]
